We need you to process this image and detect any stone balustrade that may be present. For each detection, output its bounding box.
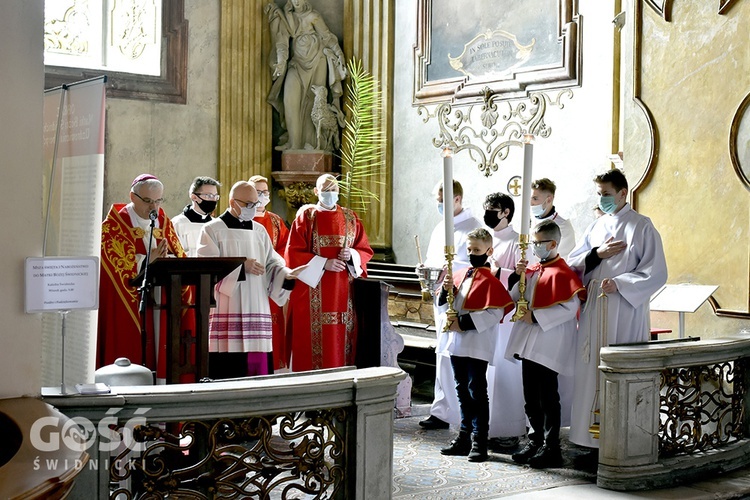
[43,366,406,499]
[597,332,750,490]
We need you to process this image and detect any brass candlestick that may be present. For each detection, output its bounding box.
[511,234,530,322]
[443,245,457,331]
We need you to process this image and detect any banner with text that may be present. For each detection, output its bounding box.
[41,76,106,387]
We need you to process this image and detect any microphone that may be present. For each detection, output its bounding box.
[149,209,158,221]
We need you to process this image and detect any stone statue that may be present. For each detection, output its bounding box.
[265,0,347,153]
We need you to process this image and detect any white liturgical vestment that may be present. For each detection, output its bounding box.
[566,203,667,448]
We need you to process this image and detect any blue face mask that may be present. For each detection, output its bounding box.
[319,191,339,207]
[437,202,444,216]
[599,195,617,214]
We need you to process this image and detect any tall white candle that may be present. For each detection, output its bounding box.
[442,148,454,247]
[520,135,534,235]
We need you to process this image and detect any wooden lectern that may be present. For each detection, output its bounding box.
[132,257,245,384]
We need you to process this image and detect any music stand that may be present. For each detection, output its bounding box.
[650,284,719,339]
[132,257,246,383]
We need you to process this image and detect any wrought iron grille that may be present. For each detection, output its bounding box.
[659,360,747,457]
[108,408,350,499]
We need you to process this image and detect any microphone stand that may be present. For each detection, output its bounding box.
[139,211,157,367]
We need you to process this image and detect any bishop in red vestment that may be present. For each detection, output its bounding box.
[284,174,373,372]
[98,174,191,380]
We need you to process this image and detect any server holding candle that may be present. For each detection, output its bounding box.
[418,171,483,431]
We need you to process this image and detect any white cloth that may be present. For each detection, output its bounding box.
[196,217,293,353]
[424,208,483,271]
[566,203,668,448]
[425,208,483,424]
[172,211,209,257]
[437,277,507,363]
[486,224,526,438]
[527,211,576,264]
[505,272,580,376]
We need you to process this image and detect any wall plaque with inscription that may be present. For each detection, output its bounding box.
[449,30,534,78]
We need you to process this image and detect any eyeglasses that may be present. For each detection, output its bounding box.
[194,192,220,201]
[133,192,165,205]
[236,199,260,209]
[256,190,270,196]
[530,240,553,247]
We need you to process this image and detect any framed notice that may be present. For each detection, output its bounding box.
[413,0,582,104]
[25,256,99,313]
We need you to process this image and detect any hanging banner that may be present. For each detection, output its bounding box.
[40,76,106,388]
[43,76,106,257]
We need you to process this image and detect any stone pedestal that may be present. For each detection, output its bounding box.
[280,150,332,172]
[272,151,333,220]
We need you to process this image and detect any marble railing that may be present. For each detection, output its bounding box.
[43,366,406,499]
[597,332,750,491]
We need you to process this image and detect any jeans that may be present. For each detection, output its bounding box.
[521,358,561,448]
[450,355,490,439]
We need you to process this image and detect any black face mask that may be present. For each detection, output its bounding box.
[469,254,489,268]
[483,210,503,229]
[197,199,217,214]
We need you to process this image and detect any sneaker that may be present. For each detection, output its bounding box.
[488,436,520,453]
[511,441,542,464]
[419,415,450,430]
[467,437,488,462]
[527,445,564,469]
[440,434,472,456]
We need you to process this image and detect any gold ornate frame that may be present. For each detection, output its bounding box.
[413,0,582,105]
[44,0,188,104]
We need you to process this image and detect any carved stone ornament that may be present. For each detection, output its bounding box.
[417,88,573,176]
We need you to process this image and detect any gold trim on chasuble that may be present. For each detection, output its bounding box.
[307,207,358,368]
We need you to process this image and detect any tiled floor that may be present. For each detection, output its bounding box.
[392,410,750,499]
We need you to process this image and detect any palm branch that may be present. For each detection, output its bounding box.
[339,58,386,215]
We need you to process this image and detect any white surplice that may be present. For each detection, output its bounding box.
[172,209,211,257]
[424,208,483,425]
[197,217,292,353]
[566,203,668,448]
[486,225,526,438]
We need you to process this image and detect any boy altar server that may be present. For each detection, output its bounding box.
[506,220,585,468]
[438,228,514,462]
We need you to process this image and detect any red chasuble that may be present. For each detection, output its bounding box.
[525,255,586,308]
[285,205,373,371]
[253,210,291,369]
[98,204,192,379]
[452,267,514,318]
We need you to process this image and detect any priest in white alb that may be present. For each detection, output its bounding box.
[566,169,668,449]
[197,181,304,379]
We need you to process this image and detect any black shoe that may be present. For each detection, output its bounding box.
[527,445,563,469]
[440,434,471,456]
[488,436,520,453]
[467,436,488,462]
[511,441,542,464]
[419,415,449,430]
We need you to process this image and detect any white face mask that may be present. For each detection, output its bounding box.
[319,191,339,207]
[531,202,546,217]
[531,242,552,261]
[239,205,256,221]
[258,193,270,208]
